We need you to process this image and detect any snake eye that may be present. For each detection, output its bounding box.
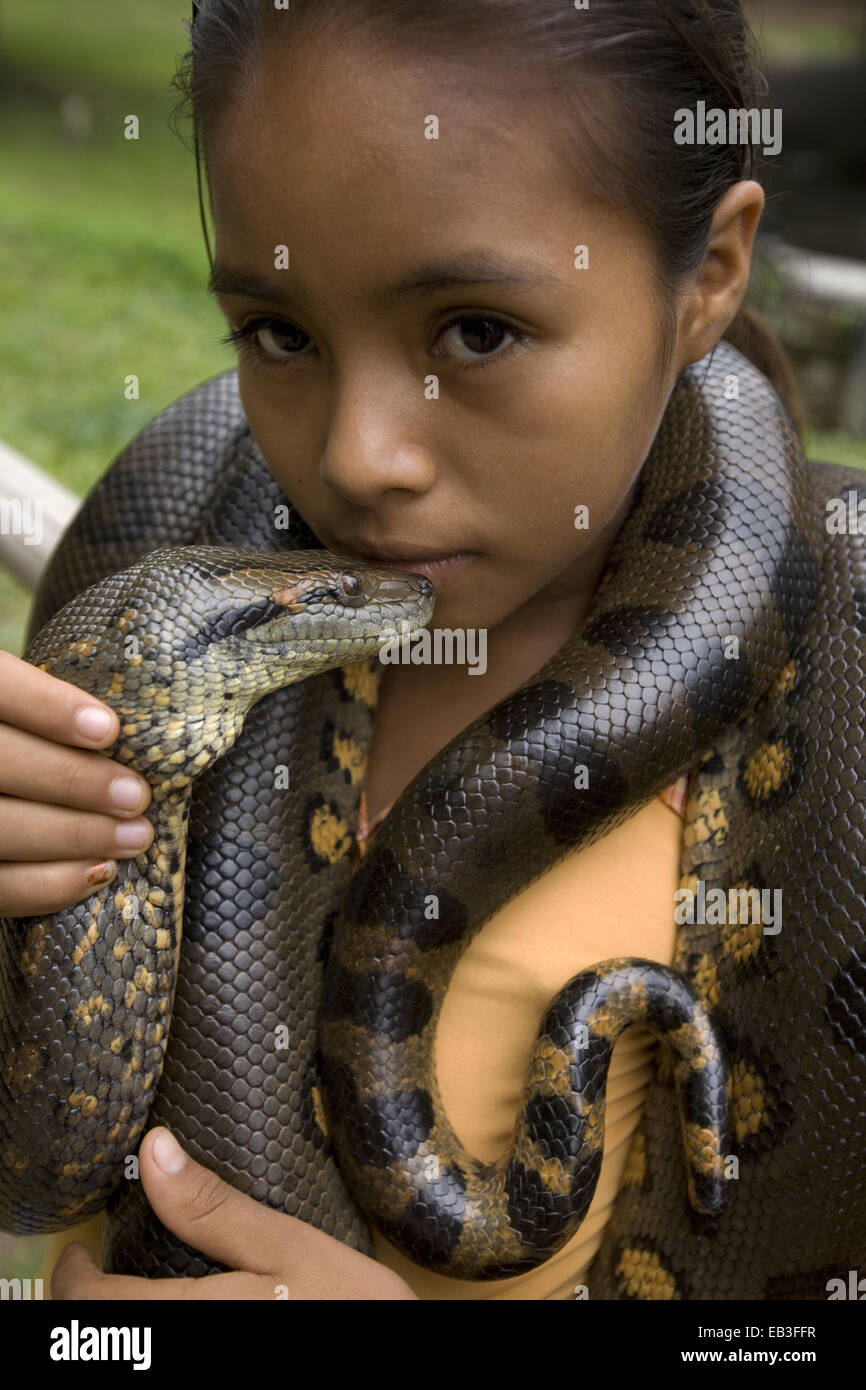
[340,573,363,598]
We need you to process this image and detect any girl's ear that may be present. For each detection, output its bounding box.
[676,180,765,369]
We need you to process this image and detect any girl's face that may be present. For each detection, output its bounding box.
[208,37,688,632]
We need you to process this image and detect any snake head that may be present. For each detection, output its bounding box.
[27,544,434,788]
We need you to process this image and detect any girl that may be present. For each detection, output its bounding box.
[2,0,862,1300]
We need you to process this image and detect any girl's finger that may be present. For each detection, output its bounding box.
[0,857,120,918]
[0,650,119,748]
[0,723,150,816]
[0,796,153,863]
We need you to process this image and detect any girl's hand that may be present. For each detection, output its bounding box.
[51,1127,418,1300]
[0,650,154,916]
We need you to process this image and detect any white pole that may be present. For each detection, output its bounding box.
[0,441,79,590]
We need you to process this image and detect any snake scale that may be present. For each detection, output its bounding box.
[1,342,864,1297]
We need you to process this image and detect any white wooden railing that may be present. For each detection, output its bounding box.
[0,440,79,590]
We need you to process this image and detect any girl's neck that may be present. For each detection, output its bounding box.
[361,583,598,826]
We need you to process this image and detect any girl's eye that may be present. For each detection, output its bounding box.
[219,318,312,362]
[436,316,519,363]
[220,312,528,374]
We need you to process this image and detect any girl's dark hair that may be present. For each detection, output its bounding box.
[171,0,802,430]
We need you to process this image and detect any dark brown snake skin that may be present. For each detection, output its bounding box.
[1,341,864,1297]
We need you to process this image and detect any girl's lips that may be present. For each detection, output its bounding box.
[377,552,474,585]
[333,541,476,586]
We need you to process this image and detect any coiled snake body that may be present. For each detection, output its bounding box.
[2,343,865,1297]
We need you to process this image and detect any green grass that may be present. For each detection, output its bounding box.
[0,2,231,478]
[0,1,235,656]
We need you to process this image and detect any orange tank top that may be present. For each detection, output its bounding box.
[351,772,689,1299]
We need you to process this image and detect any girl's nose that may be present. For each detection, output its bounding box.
[319,380,438,505]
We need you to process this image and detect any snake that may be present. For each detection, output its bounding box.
[1,341,864,1297]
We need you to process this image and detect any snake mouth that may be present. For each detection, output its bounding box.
[242,601,435,657]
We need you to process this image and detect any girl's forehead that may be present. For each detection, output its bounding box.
[204,36,648,305]
[209,72,607,247]
[209,35,567,175]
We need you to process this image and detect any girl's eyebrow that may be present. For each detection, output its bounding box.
[207,252,562,307]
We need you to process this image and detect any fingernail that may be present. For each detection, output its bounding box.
[86,859,117,887]
[114,818,151,849]
[152,1128,186,1174]
[74,706,114,740]
[108,776,144,811]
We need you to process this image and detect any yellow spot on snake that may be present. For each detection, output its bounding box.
[19,921,46,980]
[730,1060,768,1141]
[516,1149,573,1195]
[721,888,763,964]
[311,1085,329,1138]
[133,965,156,995]
[58,1197,91,1220]
[580,1094,605,1152]
[616,1247,680,1300]
[526,1035,574,1095]
[742,741,791,801]
[683,787,728,850]
[692,954,721,1010]
[113,940,130,961]
[72,921,99,966]
[668,1018,712,1073]
[68,1092,98,1117]
[155,928,171,950]
[621,1130,646,1188]
[683,1122,724,1178]
[773,660,798,699]
[586,979,648,1037]
[340,659,379,708]
[309,805,352,863]
[332,731,367,785]
[0,1142,29,1176]
[74,993,106,1026]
